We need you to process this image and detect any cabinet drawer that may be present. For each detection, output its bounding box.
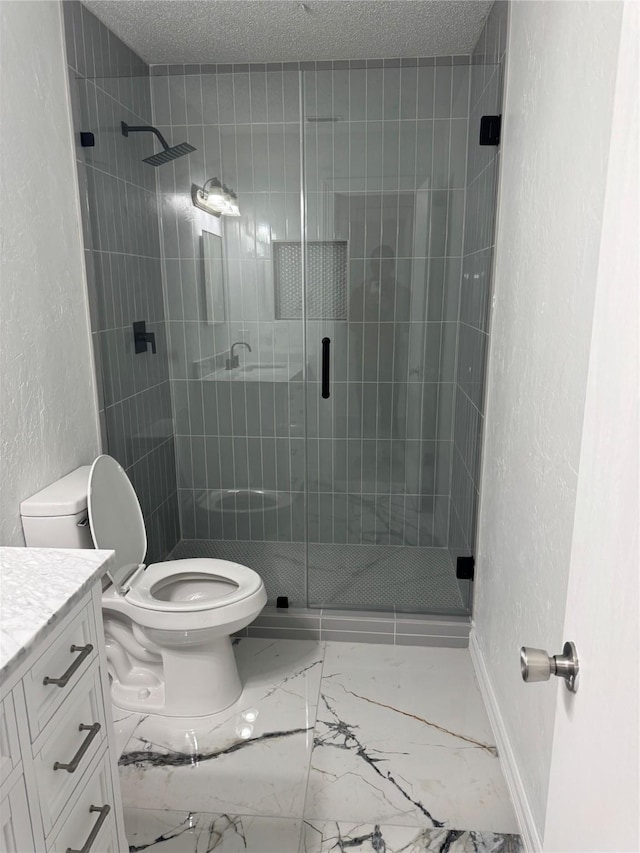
[0,694,20,785]
[24,603,98,738]
[36,666,107,837]
[48,749,116,853]
[87,808,120,853]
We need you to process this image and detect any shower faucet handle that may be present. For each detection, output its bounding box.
[133,320,157,355]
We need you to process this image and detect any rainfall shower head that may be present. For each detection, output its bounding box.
[121,121,196,167]
[143,141,196,167]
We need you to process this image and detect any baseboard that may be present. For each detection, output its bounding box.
[469,630,543,852]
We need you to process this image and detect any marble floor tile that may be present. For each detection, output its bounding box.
[112,709,146,758]
[301,821,523,852]
[124,807,303,852]
[117,639,522,848]
[119,639,325,818]
[304,643,519,833]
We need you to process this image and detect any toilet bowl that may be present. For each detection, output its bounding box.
[20,455,267,717]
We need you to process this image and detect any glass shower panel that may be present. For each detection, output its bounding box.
[303,65,470,614]
[167,68,308,606]
[67,37,181,563]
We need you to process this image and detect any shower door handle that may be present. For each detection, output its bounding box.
[321,337,330,399]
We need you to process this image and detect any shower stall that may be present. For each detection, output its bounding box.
[65,0,506,621]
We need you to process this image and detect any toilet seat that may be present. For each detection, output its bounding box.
[87,456,265,622]
[88,455,148,594]
[125,558,264,612]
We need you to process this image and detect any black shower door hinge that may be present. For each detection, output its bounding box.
[479,115,501,146]
[456,555,475,581]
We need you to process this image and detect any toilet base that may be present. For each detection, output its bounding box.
[109,635,243,717]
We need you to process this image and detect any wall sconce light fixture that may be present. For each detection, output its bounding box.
[191,178,240,217]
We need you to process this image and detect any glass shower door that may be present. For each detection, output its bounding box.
[302,65,470,614]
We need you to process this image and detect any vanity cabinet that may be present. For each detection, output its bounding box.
[0,582,127,852]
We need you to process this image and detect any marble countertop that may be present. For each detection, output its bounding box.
[0,547,114,681]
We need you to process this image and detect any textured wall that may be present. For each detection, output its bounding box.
[0,1,100,545]
[63,1,179,561]
[474,0,623,836]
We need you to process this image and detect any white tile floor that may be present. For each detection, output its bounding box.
[117,640,522,852]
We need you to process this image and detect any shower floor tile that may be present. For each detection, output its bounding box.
[117,639,521,852]
[171,540,466,613]
[307,544,464,611]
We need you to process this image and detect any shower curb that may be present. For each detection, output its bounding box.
[235,606,470,648]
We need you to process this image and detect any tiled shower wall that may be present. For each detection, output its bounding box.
[151,58,472,549]
[63,2,179,561]
[449,2,508,566]
[303,60,469,548]
[151,65,305,543]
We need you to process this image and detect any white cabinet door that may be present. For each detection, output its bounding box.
[1,775,36,853]
[0,695,20,786]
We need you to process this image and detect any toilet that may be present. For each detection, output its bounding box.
[20,455,267,717]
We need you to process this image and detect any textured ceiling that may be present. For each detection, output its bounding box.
[83,1,494,65]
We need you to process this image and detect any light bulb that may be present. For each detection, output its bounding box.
[203,178,227,212]
[225,189,241,217]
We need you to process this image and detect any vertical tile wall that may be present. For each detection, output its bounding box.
[449,2,508,566]
[151,66,306,544]
[151,58,471,551]
[63,1,179,561]
[303,59,470,548]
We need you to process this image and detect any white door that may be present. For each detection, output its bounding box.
[543,4,639,850]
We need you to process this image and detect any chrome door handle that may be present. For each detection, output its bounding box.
[66,804,111,853]
[520,641,579,692]
[53,722,101,772]
[43,644,94,688]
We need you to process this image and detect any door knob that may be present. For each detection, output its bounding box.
[520,641,579,693]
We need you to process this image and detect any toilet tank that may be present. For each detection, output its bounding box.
[20,466,94,549]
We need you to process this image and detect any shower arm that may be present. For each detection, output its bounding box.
[121,121,171,152]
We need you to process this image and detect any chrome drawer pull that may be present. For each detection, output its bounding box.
[53,723,101,772]
[66,804,111,853]
[43,644,93,687]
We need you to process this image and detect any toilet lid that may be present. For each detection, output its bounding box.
[88,455,147,592]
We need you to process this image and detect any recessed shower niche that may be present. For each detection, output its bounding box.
[67,5,506,616]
